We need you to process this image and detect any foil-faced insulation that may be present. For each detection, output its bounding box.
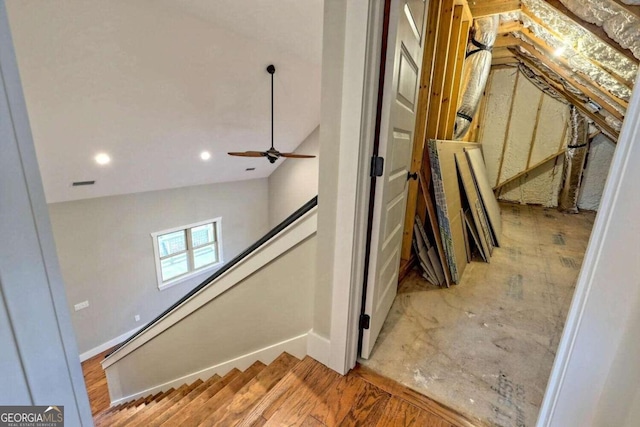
[558,106,589,213]
[558,0,640,60]
[522,0,638,82]
[454,16,499,139]
[520,16,633,100]
[515,37,626,117]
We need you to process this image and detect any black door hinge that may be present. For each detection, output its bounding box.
[359,314,371,330]
[370,156,384,177]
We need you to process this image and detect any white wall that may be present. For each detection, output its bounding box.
[480,68,569,207]
[577,133,616,211]
[48,179,269,357]
[0,2,92,423]
[105,233,316,401]
[268,126,320,227]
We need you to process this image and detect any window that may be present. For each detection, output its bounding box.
[151,218,223,290]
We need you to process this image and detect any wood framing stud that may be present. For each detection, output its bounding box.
[469,0,521,18]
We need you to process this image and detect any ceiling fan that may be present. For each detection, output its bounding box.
[228,64,316,164]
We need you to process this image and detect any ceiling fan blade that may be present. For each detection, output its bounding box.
[228,151,267,157]
[279,153,316,159]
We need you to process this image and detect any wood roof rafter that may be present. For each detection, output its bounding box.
[522,8,635,89]
[519,28,632,105]
[511,39,626,119]
[468,0,521,17]
[542,0,639,62]
[512,50,621,138]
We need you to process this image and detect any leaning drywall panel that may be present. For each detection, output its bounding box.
[578,134,616,210]
[479,68,517,186]
[499,75,542,185]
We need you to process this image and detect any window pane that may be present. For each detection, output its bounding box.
[158,230,186,257]
[193,244,217,270]
[161,253,188,281]
[191,223,215,247]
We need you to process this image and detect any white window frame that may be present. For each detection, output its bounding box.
[151,217,224,290]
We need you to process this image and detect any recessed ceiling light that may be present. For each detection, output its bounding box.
[94,153,111,165]
[553,46,566,57]
[200,151,211,161]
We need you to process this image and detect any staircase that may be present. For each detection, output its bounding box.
[93,352,479,427]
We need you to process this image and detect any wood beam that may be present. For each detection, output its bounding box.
[543,0,638,62]
[424,0,456,142]
[454,0,474,22]
[515,39,627,118]
[469,0,521,17]
[515,52,620,138]
[401,0,442,261]
[494,150,566,191]
[498,20,523,34]
[522,9,635,88]
[610,0,640,20]
[445,19,471,139]
[438,5,465,139]
[492,57,519,66]
[493,33,520,48]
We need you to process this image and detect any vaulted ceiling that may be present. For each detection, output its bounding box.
[6,0,323,203]
[472,0,639,139]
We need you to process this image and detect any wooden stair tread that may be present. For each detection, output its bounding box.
[176,361,266,426]
[158,368,241,426]
[137,375,220,426]
[116,384,191,427]
[307,374,367,426]
[200,352,301,426]
[112,379,203,427]
[260,358,341,426]
[237,356,318,427]
[91,353,480,427]
[105,384,192,427]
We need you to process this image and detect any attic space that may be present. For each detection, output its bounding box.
[359,1,637,426]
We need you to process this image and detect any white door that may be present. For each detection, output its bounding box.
[361,0,428,358]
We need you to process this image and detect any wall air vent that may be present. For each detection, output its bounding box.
[72,180,96,186]
[245,168,256,171]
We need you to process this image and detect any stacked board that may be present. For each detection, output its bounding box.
[422,140,502,285]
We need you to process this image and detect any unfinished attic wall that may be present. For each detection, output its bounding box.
[577,133,616,210]
[479,67,569,207]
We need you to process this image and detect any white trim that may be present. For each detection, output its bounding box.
[79,325,144,362]
[102,207,317,368]
[326,0,386,375]
[306,330,331,366]
[108,332,308,406]
[151,217,224,290]
[536,74,640,426]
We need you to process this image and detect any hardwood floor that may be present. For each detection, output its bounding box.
[81,348,114,416]
[82,352,480,426]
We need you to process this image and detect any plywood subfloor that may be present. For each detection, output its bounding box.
[361,203,596,427]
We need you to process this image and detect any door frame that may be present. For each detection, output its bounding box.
[327,3,640,426]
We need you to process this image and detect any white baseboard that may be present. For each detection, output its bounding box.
[307,330,331,366]
[79,325,144,362]
[110,332,309,406]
